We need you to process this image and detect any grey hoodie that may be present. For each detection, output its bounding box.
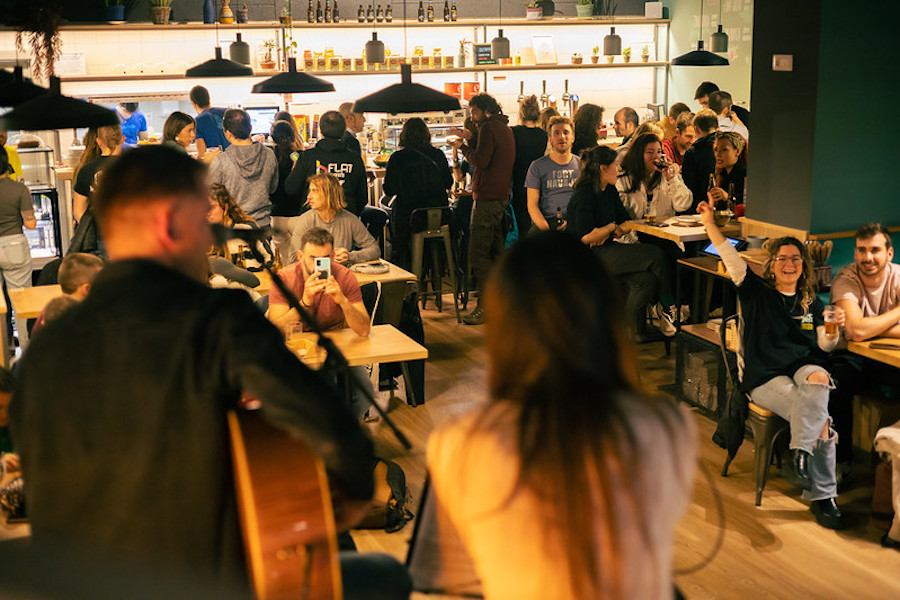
[209,142,278,226]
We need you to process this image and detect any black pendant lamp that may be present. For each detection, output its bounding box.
[491,0,510,60]
[252,57,335,93]
[0,77,118,130]
[186,2,253,77]
[0,66,48,107]
[353,64,461,114]
[672,1,729,66]
[603,27,622,56]
[710,0,729,53]
[366,32,386,64]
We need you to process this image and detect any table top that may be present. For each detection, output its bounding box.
[678,250,768,279]
[287,324,428,369]
[256,260,416,296]
[9,285,63,320]
[848,338,900,369]
[627,217,710,243]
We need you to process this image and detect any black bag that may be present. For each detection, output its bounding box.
[357,457,414,533]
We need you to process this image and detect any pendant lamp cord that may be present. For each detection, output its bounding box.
[215,0,220,47]
[403,0,408,61]
[699,0,704,41]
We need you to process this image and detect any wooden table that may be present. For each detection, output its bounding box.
[255,260,416,296]
[848,338,900,369]
[287,324,428,370]
[627,217,742,245]
[8,285,64,351]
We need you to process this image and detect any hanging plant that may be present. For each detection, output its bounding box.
[13,2,64,81]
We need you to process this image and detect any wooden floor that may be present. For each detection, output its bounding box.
[353,305,900,599]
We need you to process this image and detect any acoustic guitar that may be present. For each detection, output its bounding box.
[228,409,343,600]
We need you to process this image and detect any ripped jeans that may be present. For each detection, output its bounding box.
[751,364,838,501]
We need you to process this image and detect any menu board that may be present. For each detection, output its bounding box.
[472,44,497,66]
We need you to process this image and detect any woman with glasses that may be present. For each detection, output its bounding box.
[698,200,846,529]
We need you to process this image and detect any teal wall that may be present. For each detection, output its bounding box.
[810,4,895,234]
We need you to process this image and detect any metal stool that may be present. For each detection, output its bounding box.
[410,207,461,323]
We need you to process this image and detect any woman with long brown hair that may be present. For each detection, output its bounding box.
[427,231,696,599]
[698,201,845,529]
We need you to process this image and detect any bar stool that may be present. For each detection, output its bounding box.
[409,207,461,323]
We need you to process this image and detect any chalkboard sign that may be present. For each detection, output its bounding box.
[473,44,497,66]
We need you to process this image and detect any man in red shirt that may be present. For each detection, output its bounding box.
[268,227,370,337]
[661,111,695,167]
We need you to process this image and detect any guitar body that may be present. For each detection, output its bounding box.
[228,409,343,600]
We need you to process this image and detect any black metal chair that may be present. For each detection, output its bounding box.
[409,207,461,323]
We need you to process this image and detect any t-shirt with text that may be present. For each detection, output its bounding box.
[524,155,581,219]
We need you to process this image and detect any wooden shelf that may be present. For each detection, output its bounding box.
[59,61,669,83]
[32,17,669,32]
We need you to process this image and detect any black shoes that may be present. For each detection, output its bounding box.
[810,498,845,530]
[785,449,813,491]
[882,533,900,551]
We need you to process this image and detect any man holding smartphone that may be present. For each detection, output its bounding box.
[268,227,370,337]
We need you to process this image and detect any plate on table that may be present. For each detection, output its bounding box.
[674,217,703,227]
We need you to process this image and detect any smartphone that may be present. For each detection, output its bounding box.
[314,257,331,280]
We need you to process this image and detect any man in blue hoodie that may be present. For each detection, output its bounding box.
[208,109,279,227]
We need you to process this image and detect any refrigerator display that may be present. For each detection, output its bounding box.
[25,186,62,266]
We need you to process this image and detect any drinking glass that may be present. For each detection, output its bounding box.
[823,305,840,340]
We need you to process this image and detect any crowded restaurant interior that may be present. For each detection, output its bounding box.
[0,0,898,598]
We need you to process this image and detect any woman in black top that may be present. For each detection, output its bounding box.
[567,145,674,335]
[698,200,846,529]
[383,118,453,269]
[269,120,304,265]
[709,131,746,207]
[510,96,548,234]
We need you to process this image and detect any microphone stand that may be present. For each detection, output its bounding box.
[243,238,412,451]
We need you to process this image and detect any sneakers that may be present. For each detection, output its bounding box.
[463,306,485,325]
[881,532,900,551]
[810,498,845,530]
[653,304,677,337]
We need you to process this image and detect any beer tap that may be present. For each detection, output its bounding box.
[539,80,548,109]
[561,79,571,116]
[517,81,525,105]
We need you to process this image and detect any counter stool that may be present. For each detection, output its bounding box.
[410,207,461,323]
[718,313,790,506]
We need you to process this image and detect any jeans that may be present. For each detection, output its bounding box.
[751,364,838,500]
[340,551,412,600]
[0,233,33,290]
[468,200,507,302]
[595,242,672,305]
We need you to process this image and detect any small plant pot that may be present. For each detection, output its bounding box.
[237,8,249,23]
[605,55,614,64]
[591,55,599,64]
[150,6,171,25]
[280,16,292,25]
[525,7,542,20]
[105,5,126,22]
[575,4,593,18]
[642,55,649,62]
[623,55,631,63]
[259,60,277,70]
[571,57,583,65]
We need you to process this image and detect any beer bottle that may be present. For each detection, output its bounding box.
[450,0,457,20]
[315,0,323,22]
[375,3,383,21]
[308,0,315,22]
[357,4,365,21]
[324,0,332,23]
[385,4,393,21]
[555,207,564,230]
[427,0,434,22]
[417,0,425,22]
[443,0,450,21]
[333,1,340,22]
[366,3,374,21]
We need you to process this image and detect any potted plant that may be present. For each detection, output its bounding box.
[260,39,277,70]
[593,0,617,17]
[571,52,583,65]
[524,1,543,20]
[105,0,126,23]
[605,53,614,64]
[576,0,593,18]
[12,4,63,80]
[641,45,650,62]
[591,46,600,64]
[149,0,173,25]
[622,47,631,63]
[280,1,292,24]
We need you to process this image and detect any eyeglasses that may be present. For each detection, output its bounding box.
[774,256,803,264]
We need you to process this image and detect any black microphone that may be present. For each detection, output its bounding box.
[210,223,281,246]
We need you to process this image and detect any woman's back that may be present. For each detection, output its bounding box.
[428,395,695,600]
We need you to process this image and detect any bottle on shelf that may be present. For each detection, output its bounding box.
[427,0,434,22]
[366,3,374,22]
[357,4,365,21]
[417,0,425,22]
[443,0,450,21]
[316,0,323,22]
[375,3,383,21]
[324,0,332,23]
[308,0,315,22]
[450,0,457,20]
[333,2,340,21]
[385,3,393,21]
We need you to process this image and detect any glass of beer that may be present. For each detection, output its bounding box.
[823,305,839,340]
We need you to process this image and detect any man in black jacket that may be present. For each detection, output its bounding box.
[681,109,719,213]
[8,147,410,599]
[285,111,368,216]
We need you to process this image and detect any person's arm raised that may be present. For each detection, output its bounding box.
[699,200,747,285]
